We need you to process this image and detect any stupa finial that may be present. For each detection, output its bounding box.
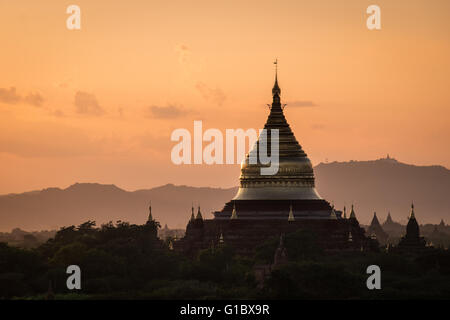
[410,202,415,219]
[147,201,153,222]
[272,59,281,98]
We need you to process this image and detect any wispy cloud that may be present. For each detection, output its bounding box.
[195,82,226,106]
[0,87,45,107]
[74,91,104,116]
[0,87,21,104]
[24,93,44,107]
[147,104,189,119]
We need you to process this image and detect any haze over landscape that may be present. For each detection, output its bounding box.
[1,157,448,232]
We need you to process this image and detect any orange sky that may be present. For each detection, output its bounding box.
[0,0,449,194]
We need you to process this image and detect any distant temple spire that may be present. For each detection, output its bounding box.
[349,204,356,219]
[372,211,379,223]
[343,206,347,219]
[367,211,388,245]
[409,202,415,219]
[190,203,195,221]
[196,205,203,220]
[398,202,426,249]
[288,203,295,221]
[230,202,238,219]
[385,211,393,223]
[147,201,153,222]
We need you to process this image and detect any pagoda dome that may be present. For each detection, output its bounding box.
[233,71,321,201]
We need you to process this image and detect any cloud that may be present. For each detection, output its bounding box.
[24,93,44,107]
[74,91,104,116]
[195,82,226,106]
[147,104,189,119]
[286,100,317,107]
[0,87,21,104]
[0,87,45,107]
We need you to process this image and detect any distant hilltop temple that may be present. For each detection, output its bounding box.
[175,66,378,256]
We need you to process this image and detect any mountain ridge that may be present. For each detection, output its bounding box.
[0,158,449,231]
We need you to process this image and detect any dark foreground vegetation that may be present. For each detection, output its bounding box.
[1,221,450,299]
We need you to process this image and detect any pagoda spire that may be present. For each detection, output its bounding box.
[230,61,322,203]
[147,201,153,222]
[190,203,195,222]
[409,202,415,219]
[271,59,282,107]
[272,59,281,96]
[399,201,424,248]
[288,203,295,221]
[371,211,380,226]
[343,206,347,219]
[349,204,357,219]
[386,211,393,223]
[230,202,238,219]
[196,205,203,220]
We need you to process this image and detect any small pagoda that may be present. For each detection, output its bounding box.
[397,203,426,250]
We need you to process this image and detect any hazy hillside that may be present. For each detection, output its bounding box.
[0,158,448,231]
[0,183,236,231]
[314,158,450,224]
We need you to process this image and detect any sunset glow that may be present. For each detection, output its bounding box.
[1,0,449,194]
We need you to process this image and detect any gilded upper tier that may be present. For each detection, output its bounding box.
[233,75,322,200]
